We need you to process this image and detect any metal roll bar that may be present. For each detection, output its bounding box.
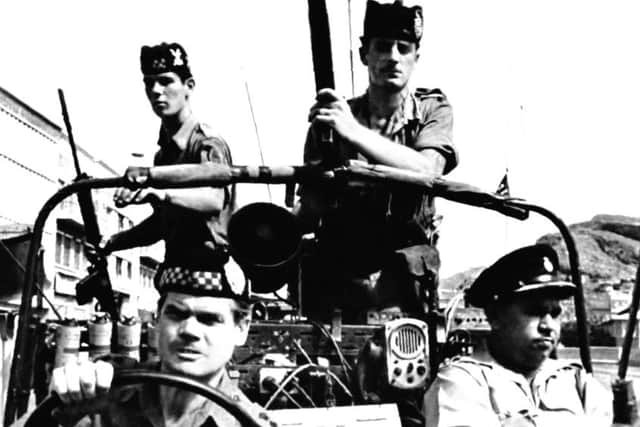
[4,163,590,425]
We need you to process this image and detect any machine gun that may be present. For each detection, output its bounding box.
[57,89,117,319]
[3,90,118,425]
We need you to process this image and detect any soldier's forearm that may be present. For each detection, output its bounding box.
[345,125,442,174]
[164,187,225,214]
[106,214,162,252]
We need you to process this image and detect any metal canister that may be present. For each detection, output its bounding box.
[88,312,112,360]
[117,314,141,361]
[54,318,82,368]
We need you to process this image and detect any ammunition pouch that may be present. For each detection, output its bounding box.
[382,243,440,314]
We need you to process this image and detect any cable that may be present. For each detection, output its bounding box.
[347,0,355,97]
[280,388,303,408]
[290,379,317,407]
[309,320,352,375]
[244,78,272,202]
[293,339,313,365]
[264,363,353,409]
[443,291,465,336]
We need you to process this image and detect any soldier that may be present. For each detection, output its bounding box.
[295,0,457,322]
[97,42,235,279]
[423,244,612,426]
[47,262,273,427]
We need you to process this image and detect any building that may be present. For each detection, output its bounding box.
[0,85,161,322]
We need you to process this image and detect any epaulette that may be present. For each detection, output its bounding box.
[415,87,446,101]
[556,361,584,372]
[199,122,224,140]
[444,355,494,370]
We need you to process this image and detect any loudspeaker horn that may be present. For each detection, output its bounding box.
[227,202,302,294]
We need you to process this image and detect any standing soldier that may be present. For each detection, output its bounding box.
[97,42,236,280]
[296,0,458,322]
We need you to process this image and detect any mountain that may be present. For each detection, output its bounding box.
[537,214,640,291]
[440,266,484,293]
[440,215,640,297]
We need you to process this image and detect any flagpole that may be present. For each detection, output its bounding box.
[503,168,509,247]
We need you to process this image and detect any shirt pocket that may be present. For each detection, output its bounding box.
[537,373,585,414]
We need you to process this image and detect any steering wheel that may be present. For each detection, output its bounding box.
[24,369,265,427]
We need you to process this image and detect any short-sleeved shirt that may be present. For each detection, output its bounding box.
[423,355,612,427]
[152,115,236,269]
[298,88,457,275]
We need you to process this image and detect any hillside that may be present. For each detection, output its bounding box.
[538,214,640,291]
[441,214,640,296]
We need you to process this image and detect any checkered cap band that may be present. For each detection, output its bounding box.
[157,266,222,294]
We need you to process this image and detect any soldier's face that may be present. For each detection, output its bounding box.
[363,37,419,91]
[491,295,562,372]
[143,72,193,118]
[157,293,249,384]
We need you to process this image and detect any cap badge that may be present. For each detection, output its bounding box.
[170,48,184,66]
[542,257,554,273]
[229,277,245,297]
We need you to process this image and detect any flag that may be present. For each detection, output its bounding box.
[495,172,510,197]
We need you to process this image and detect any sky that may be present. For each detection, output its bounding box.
[1,1,639,278]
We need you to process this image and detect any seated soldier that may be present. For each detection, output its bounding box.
[44,262,274,427]
[423,244,612,426]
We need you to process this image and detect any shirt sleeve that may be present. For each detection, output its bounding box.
[199,135,233,166]
[413,93,457,175]
[423,364,502,427]
[579,371,613,425]
[196,134,235,211]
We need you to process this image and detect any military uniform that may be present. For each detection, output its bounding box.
[105,42,236,274]
[102,367,270,427]
[299,88,457,320]
[423,244,613,426]
[423,354,612,427]
[151,113,236,270]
